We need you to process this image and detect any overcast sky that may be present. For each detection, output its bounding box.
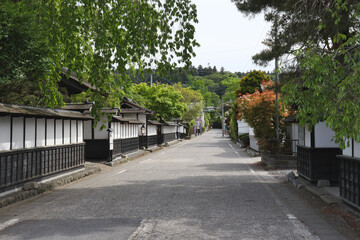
[191,0,274,73]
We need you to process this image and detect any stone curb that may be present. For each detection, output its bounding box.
[246,148,261,157]
[304,185,342,205]
[0,166,101,209]
[108,146,164,167]
[163,139,182,147]
[285,172,342,206]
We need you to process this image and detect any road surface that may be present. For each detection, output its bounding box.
[0,130,349,239]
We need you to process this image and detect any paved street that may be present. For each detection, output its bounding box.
[0,130,350,239]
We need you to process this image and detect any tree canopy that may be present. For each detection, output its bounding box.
[233,0,360,147]
[129,83,188,121]
[0,1,51,105]
[173,82,204,122]
[232,0,360,66]
[236,70,271,96]
[279,2,360,147]
[237,80,289,151]
[0,0,199,119]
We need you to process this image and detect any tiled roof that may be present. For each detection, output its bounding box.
[0,103,94,120]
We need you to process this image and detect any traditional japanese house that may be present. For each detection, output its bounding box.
[337,139,360,208]
[64,103,143,161]
[177,124,186,139]
[296,122,342,183]
[119,97,158,149]
[82,108,120,161]
[59,67,96,95]
[161,122,178,143]
[172,118,184,139]
[120,97,152,123]
[110,116,144,158]
[141,120,162,148]
[0,103,93,192]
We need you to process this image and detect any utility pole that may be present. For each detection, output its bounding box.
[275,57,280,157]
[150,73,153,87]
[221,97,225,137]
[274,14,280,158]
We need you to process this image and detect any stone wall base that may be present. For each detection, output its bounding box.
[261,151,297,169]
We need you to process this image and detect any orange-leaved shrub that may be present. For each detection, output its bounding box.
[236,80,289,152]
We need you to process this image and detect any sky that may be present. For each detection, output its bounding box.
[191,0,274,73]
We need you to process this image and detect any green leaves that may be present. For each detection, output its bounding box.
[281,34,360,148]
[236,70,271,96]
[1,0,199,116]
[129,83,187,121]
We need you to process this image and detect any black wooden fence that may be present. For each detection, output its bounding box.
[297,145,341,183]
[139,135,158,149]
[163,133,176,143]
[0,143,85,189]
[121,137,139,154]
[338,155,360,208]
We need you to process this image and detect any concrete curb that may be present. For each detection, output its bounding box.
[0,166,101,209]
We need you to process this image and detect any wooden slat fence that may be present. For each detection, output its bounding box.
[0,143,85,189]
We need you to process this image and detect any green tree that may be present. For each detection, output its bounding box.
[237,81,289,152]
[232,0,359,66]
[173,83,204,122]
[280,2,360,148]
[221,75,242,102]
[129,83,188,121]
[236,70,271,96]
[0,1,51,106]
[0,0,199,118]
[229,103,238,142]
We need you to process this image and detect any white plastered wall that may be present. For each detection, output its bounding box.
[83,120,92,140]
[120,124,125,139]
[237,120,249,135]
[12,117,24,149]
[162,126,176,134]
[0,116,11,150]
[110,122,121,140]
[354,141,360,158]
[249,127,259,151]
[147,125,157,136]
[46,119,55,146]
[63,120,71,144]
[36,118,46,147]
[304,126,311,147]
[129,124,138,138]
[70,120,77,143]
[0,115,85,151]
[343,139,352,157]
[55,119,63,145]
[314,122,338,148]
[93,116,108,140]
[298,125,305,146]
[25,118,36,148]
[77,121,83,143]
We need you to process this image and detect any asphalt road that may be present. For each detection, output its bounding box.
[0,129,349,239]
